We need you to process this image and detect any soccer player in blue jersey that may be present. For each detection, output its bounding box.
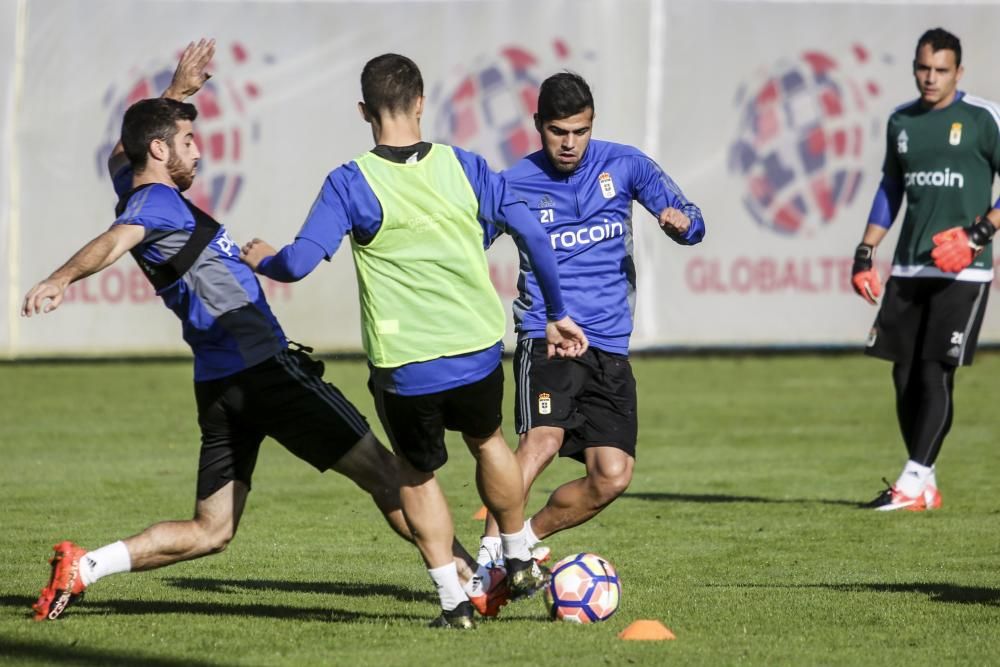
[240,54,588,628]
[22,41,482,622]
[476,72,705,566]
[851,28,1000,511]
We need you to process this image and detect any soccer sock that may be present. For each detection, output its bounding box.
[477,536,502,566]
[500,525,532,562]
[462,565,492,598]
[524,518,541,549]
[908,361,955,467]
[79,541,131,587]
[892,361,918,458]
[928,465,938,489]
[428,562,467,612]
[895,459,933,498]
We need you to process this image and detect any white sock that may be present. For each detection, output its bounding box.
[895,460,932,498]
[462,565,492,598]
[477,536,502,566]
[500,525,531,562]
[928,465,938,489]
[428,562,467,612]
[524,518,541,549]
[80,541,131,587]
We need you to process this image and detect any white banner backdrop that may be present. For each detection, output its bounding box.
[5,0,1000,357]
[643,0,1000,347]
[0,0,21,354]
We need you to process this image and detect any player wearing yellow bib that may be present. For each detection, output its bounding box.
[241,54,588,628]
[851,28,1000,511]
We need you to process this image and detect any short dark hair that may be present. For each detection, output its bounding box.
[121,98,198,171]
[361,53,423,121]
[536,72,594,123]
[916,28,962,67]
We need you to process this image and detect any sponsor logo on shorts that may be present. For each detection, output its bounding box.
[538,392,552,415]
[866,327,877,347]
[904,169,964,188]
[949,122,962,146]
[947,345,961,358]
[598,172,615,199]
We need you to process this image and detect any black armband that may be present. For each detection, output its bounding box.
[852,243,874,274]
[967,218,997,249]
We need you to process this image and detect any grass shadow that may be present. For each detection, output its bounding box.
[707,582,1000,606]
[165,577,436,603]
[0,594,422,623]
[0,638,231,667]
[622,491,859,507]
[825,582,1000,605]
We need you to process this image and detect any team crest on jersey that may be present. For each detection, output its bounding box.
[949,122,962,146]
[896,129,908,154]
[538,194,554,208]
[598,172,615,199]
[537,392,552,415]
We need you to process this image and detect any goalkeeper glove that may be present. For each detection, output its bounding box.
[851,243,881,305]
[930,217,997,273]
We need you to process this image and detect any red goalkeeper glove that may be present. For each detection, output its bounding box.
[851,243,881,305]
[931,218,997,273]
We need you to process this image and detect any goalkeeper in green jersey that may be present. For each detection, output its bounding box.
[851,28,1000,511]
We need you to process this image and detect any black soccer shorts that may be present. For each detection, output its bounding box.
[368,362,504,473]
[513,338,637,462]
[194,348,370,499]
[865,276,990,367]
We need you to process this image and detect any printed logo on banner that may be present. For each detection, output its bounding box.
[96,42,271,217]
[430,40,593,169]
[728,45,887,237]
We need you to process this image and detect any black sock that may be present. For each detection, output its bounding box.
[892,361,919,459]
[907,361,956,466]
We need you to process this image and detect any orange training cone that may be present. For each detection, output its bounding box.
[618,619,676,641]
[472,505,488,520]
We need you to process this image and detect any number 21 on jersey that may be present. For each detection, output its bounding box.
[540,208,555,223]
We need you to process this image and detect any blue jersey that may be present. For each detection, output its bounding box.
[496,140,705,354]
[266,142,564,396]
[113,170,286,381]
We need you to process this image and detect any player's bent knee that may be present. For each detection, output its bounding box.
[589,460,633,503]
[587,473,629,504]
[202,526,236,555]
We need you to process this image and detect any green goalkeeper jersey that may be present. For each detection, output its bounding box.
[883,93,1000,282]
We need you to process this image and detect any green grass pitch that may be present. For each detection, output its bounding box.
[1,354,998,665]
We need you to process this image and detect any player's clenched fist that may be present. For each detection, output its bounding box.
[851,243,881,305]
[240,238,277,271]
[658,207,690,238]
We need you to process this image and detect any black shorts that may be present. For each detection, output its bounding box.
[865,277,990,367]
[513,338,637,462]
[194,348,370,499]
[369,363,504,473]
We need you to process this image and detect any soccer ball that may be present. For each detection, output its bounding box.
[543,552,621,623]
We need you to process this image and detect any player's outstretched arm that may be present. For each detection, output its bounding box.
[851,224,888,306]
[21,224,145,317]
[107,38,216,179]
